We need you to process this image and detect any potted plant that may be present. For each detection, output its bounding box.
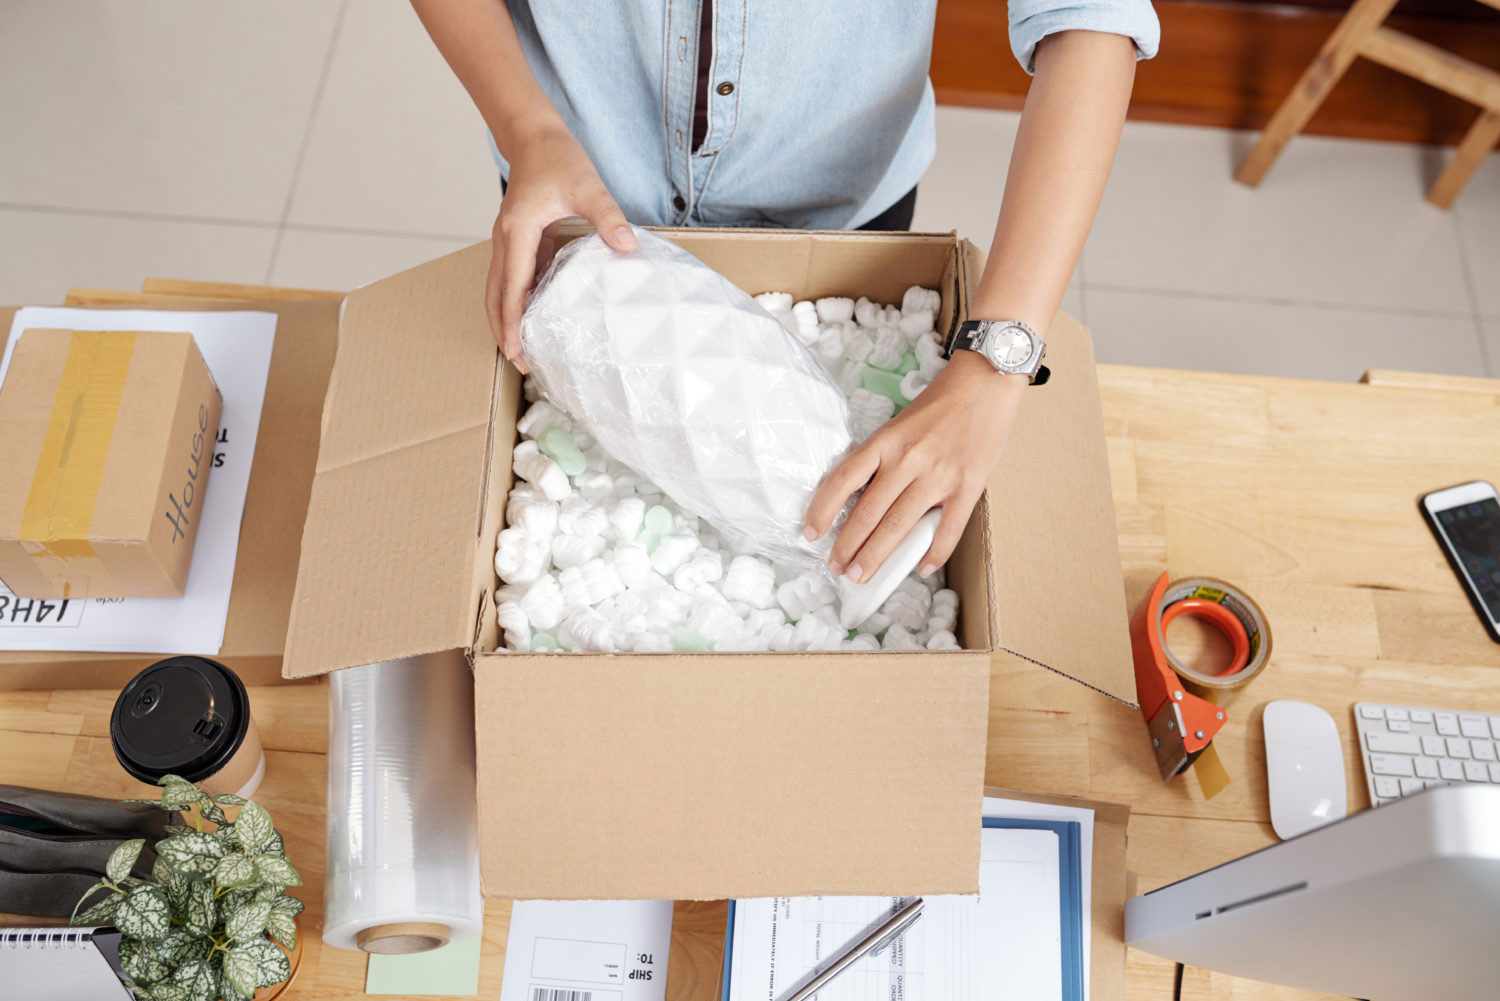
[71,775,304,1001]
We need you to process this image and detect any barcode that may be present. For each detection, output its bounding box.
[531,990,592,1001]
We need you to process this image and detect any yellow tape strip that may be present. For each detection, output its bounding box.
[1194,742,1232,799]
[18,331,136,589]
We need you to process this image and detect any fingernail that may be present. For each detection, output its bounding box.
[803,524,818,541]
[614,226,636,247]
[919,562,937,578]
[829,561,845,576]
[848,563,864,583]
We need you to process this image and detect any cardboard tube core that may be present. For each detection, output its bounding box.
[356,922,450,955]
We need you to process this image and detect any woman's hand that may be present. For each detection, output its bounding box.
[803,351,1027,582]
[487,122,637,371]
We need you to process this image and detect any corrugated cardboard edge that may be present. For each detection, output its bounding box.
[957,243,1138,707]
[985,785,1132,1001]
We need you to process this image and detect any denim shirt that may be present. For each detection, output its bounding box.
[494,1,1159,229]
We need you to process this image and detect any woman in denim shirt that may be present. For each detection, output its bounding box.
[413,0,1159,583]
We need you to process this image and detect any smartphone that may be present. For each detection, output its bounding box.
[1421,480,1500,644]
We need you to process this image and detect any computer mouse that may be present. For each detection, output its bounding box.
[1263,700,1348,840]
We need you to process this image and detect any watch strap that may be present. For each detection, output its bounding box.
[945,320,1050,385]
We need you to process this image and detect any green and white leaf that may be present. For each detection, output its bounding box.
[73,890,123,926]
[265,830,284,856]
[225,938,291,991]
[213,853,256,889]
[115,884,172,942]
[253,883,286,903]
[184,880,216,938]
[106,838,145,882]
[253,853,300,886]
[269,894,305,918]
[143,983,189,1001]
[119,938,172,986]
[225,899,271,943]
[198,800,228,827]
[265,907,297,951]
[156,831,230,877]
[170,958,218,1001]
[234,801,274,854]
[152,928,205,967]
[220,887,255,918]
[212,793,246,806]
[217,969,253,1001]
[157,777,206,809]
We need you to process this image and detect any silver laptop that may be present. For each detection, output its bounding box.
[1125,784,1500,1001]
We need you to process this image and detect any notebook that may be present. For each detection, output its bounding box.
[0,926,133,1001]
[723,817,1086,1001]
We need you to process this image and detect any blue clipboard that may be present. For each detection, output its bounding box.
[982,817,1086,1001]
[720,817,1086,1001]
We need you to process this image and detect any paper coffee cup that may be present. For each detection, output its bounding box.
[110,656,265,800]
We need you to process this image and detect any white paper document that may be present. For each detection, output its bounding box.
[500,899,674,1001]
[728,827,1063,1001]
[984,793,1095,997]
[0,308,276,655]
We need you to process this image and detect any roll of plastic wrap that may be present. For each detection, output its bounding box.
[324,651,483,955]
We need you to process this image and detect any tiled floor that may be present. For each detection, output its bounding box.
[1,0,1495,381]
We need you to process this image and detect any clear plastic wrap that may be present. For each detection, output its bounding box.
[521,227,852,570]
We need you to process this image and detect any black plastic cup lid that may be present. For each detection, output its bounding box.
[110,657,250,785]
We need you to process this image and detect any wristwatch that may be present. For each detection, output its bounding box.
[946,319,1050,385]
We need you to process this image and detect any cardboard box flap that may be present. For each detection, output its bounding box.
[961,245,1136,705]
[283,243,498,678]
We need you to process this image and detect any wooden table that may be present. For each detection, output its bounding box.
[4,282,1498,1001]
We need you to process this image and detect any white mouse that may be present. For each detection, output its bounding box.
[1263,700,1348,840]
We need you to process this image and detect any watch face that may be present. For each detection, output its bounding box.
[985,325,1033,369]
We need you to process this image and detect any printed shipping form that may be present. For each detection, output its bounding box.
[499,899,674,1001]
[0,308,274,654]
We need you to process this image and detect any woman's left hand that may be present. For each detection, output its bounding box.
[802,350,1026,582]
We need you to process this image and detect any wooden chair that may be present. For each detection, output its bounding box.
[1236,0,1500,208]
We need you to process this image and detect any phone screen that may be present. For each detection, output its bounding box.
[1434,495,1500,621]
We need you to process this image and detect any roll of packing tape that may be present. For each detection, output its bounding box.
[323,651,483,954]
[1131,573,1273,799]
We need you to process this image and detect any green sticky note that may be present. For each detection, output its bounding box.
[366,935,483,996]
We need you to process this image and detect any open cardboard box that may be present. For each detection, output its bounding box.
[279,227,1135,900]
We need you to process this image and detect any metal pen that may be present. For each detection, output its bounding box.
[783,897,925,1001]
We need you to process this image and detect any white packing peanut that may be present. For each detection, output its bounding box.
[883,579,933,631]
[575,471,616,501]
[927,629,960,650]
[899,370,929,402]
[552,533,606,569]
[608,497,646,541]
[744,606,788,636]
[855,610,893,635]
[899,309,934,340]
[835,358,865,396]
[868,326,905,370]
[765,623,797,652]
[790,300,820,345]
[495,600,532,651]
[611,541,652,588]
[814,296,855,324]
[914,333,946,374]
[523,376,542,403]
[498,575,564,630]
[848,388,895,442]
[816,327,845,361]
[558,607,615,652]
[625,630,672,652]
[882,623,921,650]
[494,528,549,584]
[842,326,874,364]
[775,571,837,620]
[844,632,881,651]
[720,555,777,609]
[792,614,844,651]
[853,297,883,329]
[557,497,609,537]
[650,534,698,575]
[673,549,724,592]
[515,399,572,437]
[512,440,571,501]
[901,286,941,316]
[509,495,559,537]
[754,291,793,313]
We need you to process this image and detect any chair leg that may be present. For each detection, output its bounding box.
[1235,0,1403,187]
[1427,109,1500,209]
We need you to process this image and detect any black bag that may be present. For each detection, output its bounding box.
[0,785,177,919]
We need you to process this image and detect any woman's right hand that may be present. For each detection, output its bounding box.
[488,122,637,371]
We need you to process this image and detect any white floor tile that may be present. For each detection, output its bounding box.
[1482,319,1499,378]
[1086,287,1488,381]
[269,228,476,292]
[1061,284,1084,324]
[0,208,275,305]
[285,0,499,238]
[914,107,1022,253]
[0,0,343,222]
[1087,121,1472,314]
[1451,154,1500,317]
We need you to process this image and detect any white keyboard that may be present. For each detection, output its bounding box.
[1354,702,1500,806]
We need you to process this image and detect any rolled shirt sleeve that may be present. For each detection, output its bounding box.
[1008,0,1161,73]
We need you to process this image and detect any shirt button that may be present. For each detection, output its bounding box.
[673,195,686,211]
[716,81,734,96]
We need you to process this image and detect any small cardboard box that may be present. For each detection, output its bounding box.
[0,329,222,598]
[0,301,339,689]
[280,228,1136,901]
